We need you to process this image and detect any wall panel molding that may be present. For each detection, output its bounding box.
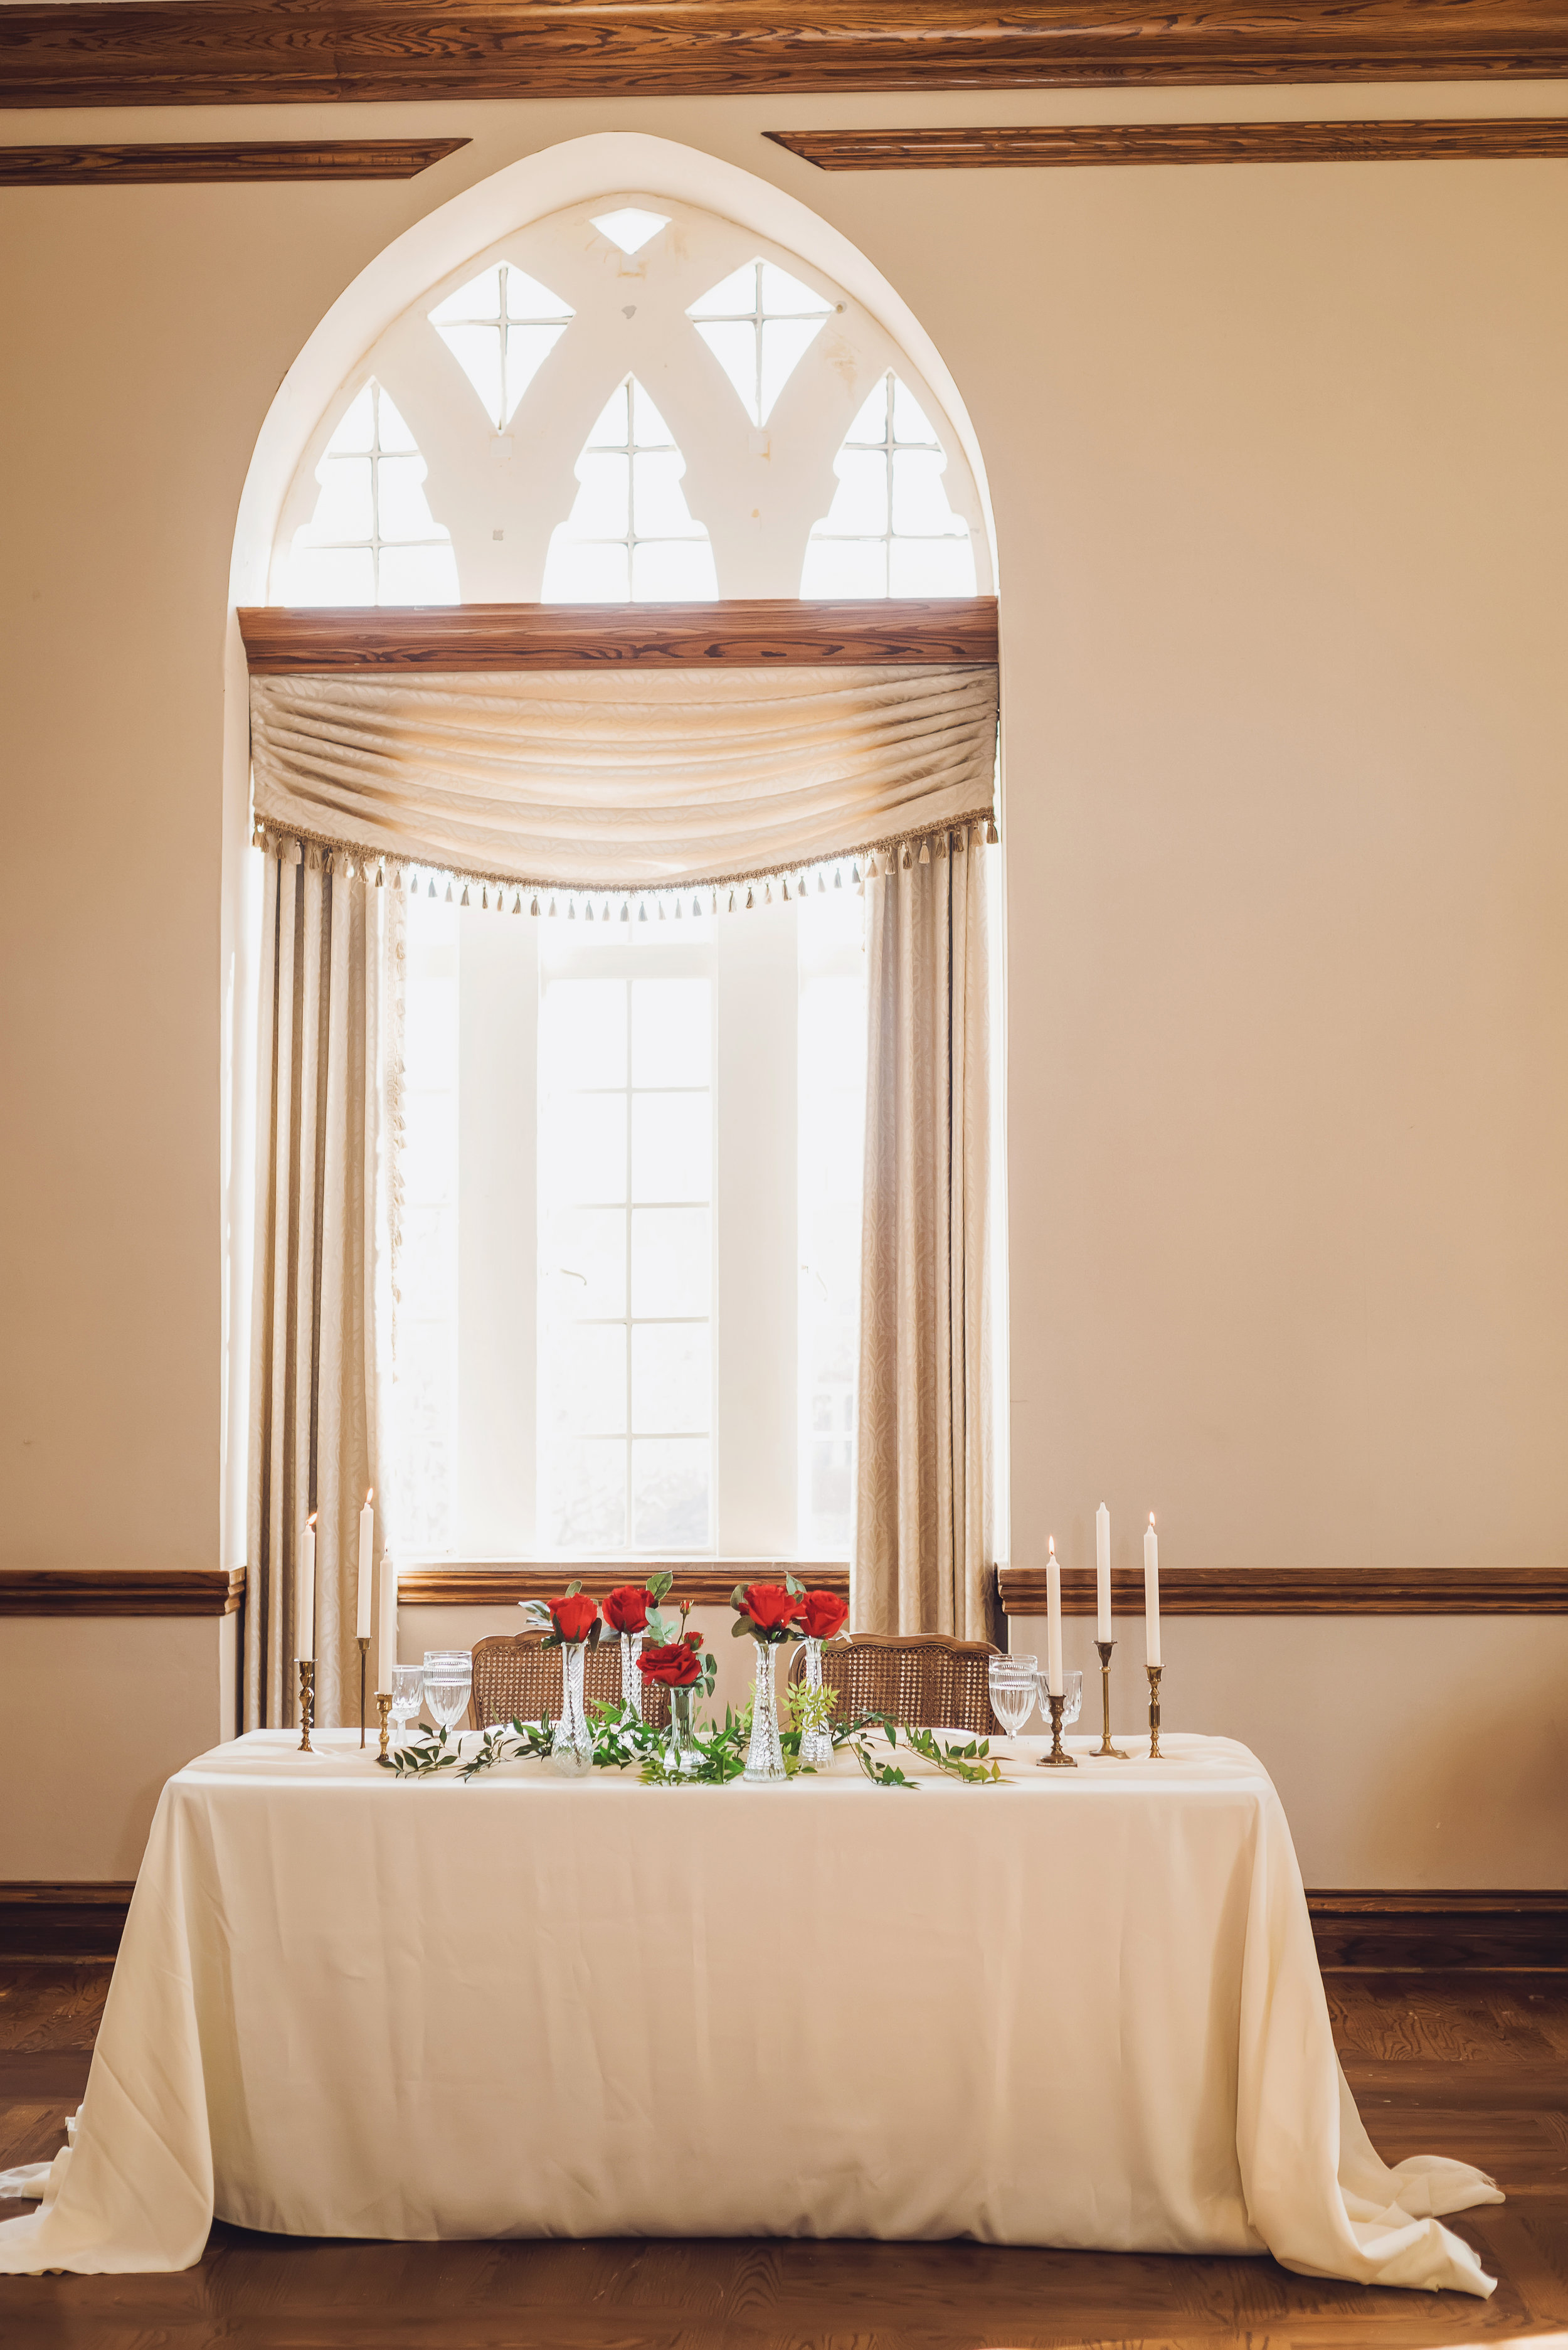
[0,139,468,186]
[398,1563,850,1608]
[0,1883,137,1962]
[767,119,1568,169]
[237,600,999,674]
[998,1565,1568,1615]
[0,1569,246,1617]
[4,1,1565,109]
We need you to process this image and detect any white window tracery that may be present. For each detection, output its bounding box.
[282,381,458,609]
[541,376,717,604]
[430,262,575,431]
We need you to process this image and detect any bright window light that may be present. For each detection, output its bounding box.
[591,207,670,256]
[802,371,977,600]
[285,382,458,607]
[542,376,717,603]
[687,257,834,427]
[430,262,574,429]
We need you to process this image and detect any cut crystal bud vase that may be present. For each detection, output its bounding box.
[743,1642,788,1784]
[620,1631,644,1721]
[798,1637,834,1768]
[667,1684,698,1773]
[551,1643,594,1777]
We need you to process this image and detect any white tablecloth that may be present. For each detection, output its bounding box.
[0,1730,1500,2287]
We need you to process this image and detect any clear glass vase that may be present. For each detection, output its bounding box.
[667,1683,698,1774]
[620,1630,645,1721]
[743,1641,788,1784]
[798,1635,834,1768]
[551,1642,594,1777]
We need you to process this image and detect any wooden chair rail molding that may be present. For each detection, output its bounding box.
[0,139,469,186]
[236,598,999,674]
[3,1,1567,107]
[0,1568,246,1617]
[398,1563,850,1608]
[997,1564,1568,1614]
[768,119,1568,170]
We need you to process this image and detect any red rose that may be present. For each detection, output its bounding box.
[738,1583,802,1635]
[639,1640,702,1687]
[548,1593,599,1644]
[797,1589,849,1640]
[602,1583,650,1634]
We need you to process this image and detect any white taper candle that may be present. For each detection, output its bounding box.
[297,1513,316,1661]
[1145,1513,1161,1667]
[1046,1539,1063,1698]
[356,1489,374,1639]
[378,1549,398,1693]
[1095,1502,1111,1642]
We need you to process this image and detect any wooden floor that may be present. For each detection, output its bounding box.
[2,1968,1566,2349]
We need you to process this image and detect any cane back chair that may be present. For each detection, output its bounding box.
[786,1632,1004,1736]
[469,1632,670,1732]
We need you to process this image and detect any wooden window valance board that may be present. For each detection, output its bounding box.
[242,600,1000,899]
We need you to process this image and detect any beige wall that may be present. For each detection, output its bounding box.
[3,89,1565,1882]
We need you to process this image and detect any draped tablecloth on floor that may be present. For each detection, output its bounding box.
[0,1730,1500,2286]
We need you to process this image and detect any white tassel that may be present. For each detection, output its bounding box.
[530,895,540,917]
[745,885,755,910]
[375,864,385,888]
[620,901,630,924]
[694,896,702,918]
[460,883,471,907]
[586,901,595,923]
[901,845,913,871]
[918,841,931,866]
[480,885,488,910]
[817,871,826,895]
[987,818,999,844]
[638,900,648,923]
[834,867,843,890]
[658,898,666,921]
[781,877,791,902]
[937,833,949,860]
[728,890,736,913]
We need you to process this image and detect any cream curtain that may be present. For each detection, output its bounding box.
[250,665,997,895]
[853,829,993,1640]
[245,841,403,1730]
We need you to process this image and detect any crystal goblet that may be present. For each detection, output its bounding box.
[988,1654,1040,1755]
[1035,1669,1084,1729]
[422,1649,472,1736]
[389,1662,424,1751]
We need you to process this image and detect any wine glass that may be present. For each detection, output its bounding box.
[422,1649,472,1736]
[1035,1669,1084,1731]
[389,1662,424,1751]
[987,1654,1040,1755]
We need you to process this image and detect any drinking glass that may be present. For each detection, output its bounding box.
[423,1649,472,1735]
[1034,1669,1084,1728]
[988,1654,1040,1754]
[389,1662,424,1750]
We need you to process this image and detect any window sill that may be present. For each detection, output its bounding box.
[396,1561,849,1607]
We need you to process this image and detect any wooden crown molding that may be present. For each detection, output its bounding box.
[0,1568,246,1617]
[997,1565,1568,1615]
[237,600,999,674]
[3,1,1565,109]
[768,119,1568,170]
[398,1563,850,1608]
[0,139,469,187]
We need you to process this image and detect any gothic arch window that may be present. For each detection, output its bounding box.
[270,194,990,607]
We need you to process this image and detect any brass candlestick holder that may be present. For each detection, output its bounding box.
[1091,1640,1130,1758]
[357,1635,370,1748]
[1037,1688,1078,1768]
[374,1691,393,1761]
[1147,1663,1163,1758]
[297,1657,315,1753]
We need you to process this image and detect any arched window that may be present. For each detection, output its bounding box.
[266,196,991,1569]
[270,194,989,607]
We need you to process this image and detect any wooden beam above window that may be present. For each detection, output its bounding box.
[0,139,469,186]
[767,119,1568,169]
[1,0,1565,109]
[236,600,1000,673]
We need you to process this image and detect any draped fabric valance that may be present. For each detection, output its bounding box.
[250,663,997,896]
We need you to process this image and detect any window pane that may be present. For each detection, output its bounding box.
[570,451,630,538]
[821,449,888,537]
[632,1438,709,1547]
[891,448,962,538]
[435,319,502,427]
[631,538,718,600]
[891,376,940,444]
[546,1094,627,1204]
[634,450,704,538]
[545,1438,627,1550]
[541,1206,626,1318]
[543,979,627,1089]
[760,316,827,422]
[632,1094,711,1203]
[800,536,886,599]
[302,456,373,543]
[587,383,629,447]
[503,322,568,422]
[544,1323,627,1435]
[378,543,461,605]
[888,536,976,597]
[631,978,709,1087]
[693,319,756,422]
[631,1324,709,1435]
[376,455,444,541]
[326,385,376,454]
[431,265,502,324]
[543,536,630,602]
[287,545,375,605]
[631,1206,710,1316]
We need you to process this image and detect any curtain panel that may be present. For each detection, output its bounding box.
[250,664,997,897]
[246,840,403,1731]
[854,834,993,1642]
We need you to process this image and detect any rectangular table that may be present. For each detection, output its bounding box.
[0,1728,1500,2289]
